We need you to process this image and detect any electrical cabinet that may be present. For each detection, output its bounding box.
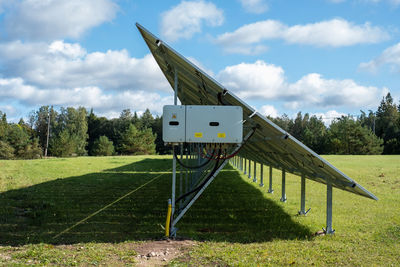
[163,105,185,143]
[163,105,243,143]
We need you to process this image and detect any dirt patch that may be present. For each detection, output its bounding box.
[134,239,196,266]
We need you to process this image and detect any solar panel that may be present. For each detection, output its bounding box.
[136,23,377,201]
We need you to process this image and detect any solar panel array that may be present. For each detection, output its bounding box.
[137,23,377,200]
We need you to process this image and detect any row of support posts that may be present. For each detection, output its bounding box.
[230,155,334,234]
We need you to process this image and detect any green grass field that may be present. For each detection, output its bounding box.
[0,155,399,266]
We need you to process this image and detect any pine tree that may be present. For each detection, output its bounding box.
[119,124,156,155]
[375,93,400,154]
[92,136,115,156]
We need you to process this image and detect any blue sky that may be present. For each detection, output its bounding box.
[0,0,399,124]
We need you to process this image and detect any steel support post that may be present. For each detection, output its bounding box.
[259,164,264,187]
[253,161,257,182]
[244,158,247,174]
[299,174,309,215]
[171,146,176,235]
[240,157,243,171]
[280,169,287,202]
[248,159,251,179]
[179,145,183,208]
[326,180,335,234]
[268,166,274,193]
[170,68,178,236]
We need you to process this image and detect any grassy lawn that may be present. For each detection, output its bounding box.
[0,155,399,266]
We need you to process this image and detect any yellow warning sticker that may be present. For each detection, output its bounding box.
[218,133,226,138]
[194,132,203,138]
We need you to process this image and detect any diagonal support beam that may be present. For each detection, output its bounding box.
[171,130,255,235]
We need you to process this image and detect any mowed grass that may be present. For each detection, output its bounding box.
[0,155,399,266]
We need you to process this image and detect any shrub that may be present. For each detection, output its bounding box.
[92,136,114,156]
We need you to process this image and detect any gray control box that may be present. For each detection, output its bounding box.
[163,105,243,143]
[163,105,185,143]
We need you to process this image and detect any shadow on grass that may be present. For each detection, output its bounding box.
[0,159,311,246]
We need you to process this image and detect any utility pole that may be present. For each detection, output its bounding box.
[44,109,50,157]
[373,114,376,135]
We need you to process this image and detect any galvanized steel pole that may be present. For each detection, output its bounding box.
[326,179,334,234]
[280,169,287,202]
[299,174,306,214]
[253,161,257,182]
[259,164,264,187]
[268,166,274,193]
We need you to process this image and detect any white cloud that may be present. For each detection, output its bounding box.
[0,40,169,92]
[283,19,388,47]
[0,78,172,115]
[359,42,400,73]
[216,18,389,54]
[217,60,285,99]
[0,105,16,116]
[286,73,382,108]
[0,39,173,118]
[313,110,347,126]
[3,0,118,40]
[259,105,279,118]
[217,60,386,109]
[161,0,224,42]
[238,0,268,14]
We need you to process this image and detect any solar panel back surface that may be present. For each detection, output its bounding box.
[136,23,377,200]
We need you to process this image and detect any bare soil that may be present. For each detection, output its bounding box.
[134,239,196,266]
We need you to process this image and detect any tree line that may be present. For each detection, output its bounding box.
[269,93,399,155]
[0,93,399,159]
[0,107,162,159]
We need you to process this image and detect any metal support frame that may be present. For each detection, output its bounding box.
[325,179,335,234]
[280,169,287,202]
[171,159,229,229]
[253,161,257,182]
[259,164,264,187]
[170,130,255,234]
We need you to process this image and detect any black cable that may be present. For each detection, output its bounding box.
[175,149,222,204]
[203,127,257,160]
[217,90,228,105]
[174,127,258,205]
[174,146,215,169]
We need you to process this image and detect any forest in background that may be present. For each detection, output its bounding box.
[0,93,399,159]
